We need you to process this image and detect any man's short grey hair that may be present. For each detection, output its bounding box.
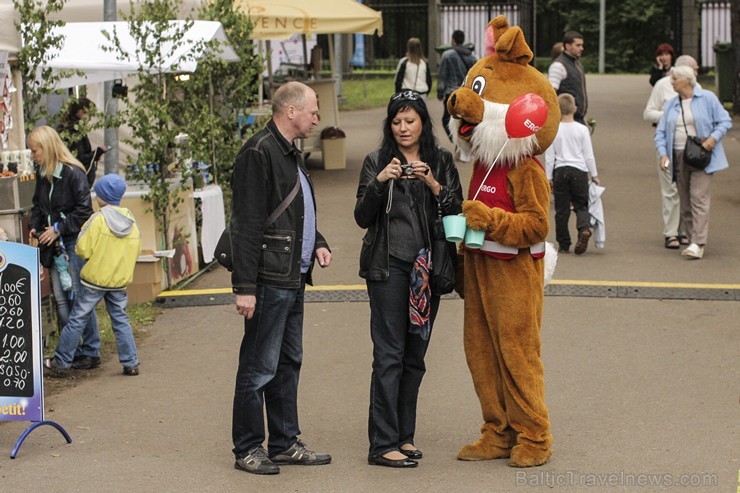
[272,81,311,114]
[675,55,698,71]
[672,64,697,87]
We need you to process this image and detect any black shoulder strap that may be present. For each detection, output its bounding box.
[265,174,301,226]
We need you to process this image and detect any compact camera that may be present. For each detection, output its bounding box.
[400,163,415,176]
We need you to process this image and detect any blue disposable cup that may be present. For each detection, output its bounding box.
[464,227,486,249]
[442,215,467,242]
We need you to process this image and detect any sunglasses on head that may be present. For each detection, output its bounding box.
[391,90,421,102]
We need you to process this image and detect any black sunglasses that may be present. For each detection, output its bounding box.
[391,90,421,102]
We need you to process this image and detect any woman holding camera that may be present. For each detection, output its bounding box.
[27,125,100,370]
[354,90,462,468]
[654,65,732,260]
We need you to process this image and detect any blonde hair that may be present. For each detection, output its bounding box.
[558,93,576,116]
[406,37,425,65]
[27,125,85,181]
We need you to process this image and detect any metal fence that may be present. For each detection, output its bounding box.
[361,1,533,71]
[700,1,731,69]
[440,2,529,62]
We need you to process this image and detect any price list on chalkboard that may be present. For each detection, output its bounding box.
[0,264,34,398]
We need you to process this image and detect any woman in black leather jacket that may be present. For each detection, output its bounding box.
[355,91,462,468]
[28,125,99,368]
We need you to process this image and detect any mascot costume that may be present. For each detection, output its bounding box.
[447,16,559,467]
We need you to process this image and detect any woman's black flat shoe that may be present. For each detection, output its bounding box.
[400,448,423,459]
[368,455,418,468]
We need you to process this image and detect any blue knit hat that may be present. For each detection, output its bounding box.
[95,174,126,206]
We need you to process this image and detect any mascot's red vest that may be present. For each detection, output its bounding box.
[465,160,546,259]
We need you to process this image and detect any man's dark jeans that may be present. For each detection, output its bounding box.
[367,257,440,458]
[232,278,306,458]
[553,166,590,250]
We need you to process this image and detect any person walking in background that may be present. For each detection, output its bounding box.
[437,30,476,141]
[395,37,432,101]
[548,31,588,125]
[230,81,332,475]
[549,42,564,62]
[654,65,732,260]
[56,97,107,187]
[27,125,101,371]
[545,94,601,255]
[649,43,676,86]
[44,174,142,377]
[355,90,462,468]
[643,55,699,249]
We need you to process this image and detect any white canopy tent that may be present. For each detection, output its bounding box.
[0,0,203,56]
[44,20,239,89]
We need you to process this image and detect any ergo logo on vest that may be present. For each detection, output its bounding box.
[480,185,497,194]
[524,119,541,133]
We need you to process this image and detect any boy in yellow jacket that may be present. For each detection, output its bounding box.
[45,174,142,377]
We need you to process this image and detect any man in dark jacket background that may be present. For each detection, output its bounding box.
[437,30,477,142]
[548,31,589,125]
[230,81,332,476]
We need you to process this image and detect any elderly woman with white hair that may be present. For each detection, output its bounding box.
[654,64,732,259]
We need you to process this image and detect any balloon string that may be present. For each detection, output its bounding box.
[472,139,509,201]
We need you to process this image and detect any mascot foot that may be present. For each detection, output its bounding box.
[457,436,511,461]
[508,442,552,467]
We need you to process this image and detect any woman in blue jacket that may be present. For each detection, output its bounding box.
[654,65,732,259]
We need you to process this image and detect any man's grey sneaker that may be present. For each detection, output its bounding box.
[270,440,331,466]
[235,447,280,475]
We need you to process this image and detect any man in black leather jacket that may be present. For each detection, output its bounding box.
[230,81,332,476]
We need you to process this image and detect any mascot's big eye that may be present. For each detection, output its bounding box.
[471,76,487,95]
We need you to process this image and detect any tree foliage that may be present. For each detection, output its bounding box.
[171,0,265,209]
[103,0,264,284]
[13,0,76,131]
[103,0,198,286]
[537,0,675,73]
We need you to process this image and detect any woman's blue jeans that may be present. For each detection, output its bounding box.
[54,286,138,368]
[50,238,99,358]
[366,256,440,458]
[232,278,306,458]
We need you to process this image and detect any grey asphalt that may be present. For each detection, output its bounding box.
[1,75,738,492]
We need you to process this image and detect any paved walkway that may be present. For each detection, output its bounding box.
[1,75,738,492]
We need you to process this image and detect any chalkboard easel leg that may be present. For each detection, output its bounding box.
[10,420,73,459]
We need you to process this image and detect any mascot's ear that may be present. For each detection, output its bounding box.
[489,15,533,66]
[485,25,495,56]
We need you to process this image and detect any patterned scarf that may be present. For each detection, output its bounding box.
[409,247,432,340]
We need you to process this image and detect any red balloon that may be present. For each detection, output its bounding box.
[505,93,549,138]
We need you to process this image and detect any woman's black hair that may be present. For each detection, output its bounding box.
[380,91,438,165]
[64,97,95,123]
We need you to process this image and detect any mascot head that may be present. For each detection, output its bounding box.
[447,16,560,166]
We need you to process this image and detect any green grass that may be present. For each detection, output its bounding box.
[339,75,437,111]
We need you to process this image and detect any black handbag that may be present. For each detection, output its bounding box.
[214,177,301,271]
[680,102,711,170]
[430,201,457,296]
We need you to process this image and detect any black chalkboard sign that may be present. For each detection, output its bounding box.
[0,263,34,398]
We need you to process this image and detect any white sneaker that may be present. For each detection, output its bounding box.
[681,243,704,259]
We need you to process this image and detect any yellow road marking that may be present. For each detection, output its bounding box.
[157,281,739,298]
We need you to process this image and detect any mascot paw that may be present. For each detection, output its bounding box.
[457,435,511,461]
[508,443,552,467]
[462,200,493,232]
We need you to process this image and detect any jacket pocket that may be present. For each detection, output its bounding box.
[259,230,294,278]
[359,227,376,274]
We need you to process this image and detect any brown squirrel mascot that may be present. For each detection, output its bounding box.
[447,15,560,467]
